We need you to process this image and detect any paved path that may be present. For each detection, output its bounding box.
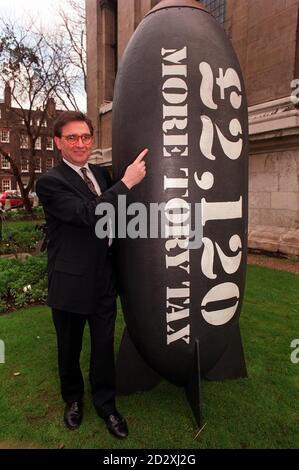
[248,253,299,275]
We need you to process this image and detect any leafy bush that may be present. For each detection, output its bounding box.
[0,206,44,221]
[0,253,48,312]
[0,220,45,255]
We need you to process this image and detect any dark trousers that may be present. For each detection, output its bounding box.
[52,306,116,418]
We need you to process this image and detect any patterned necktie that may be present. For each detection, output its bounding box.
[80,167,98,196]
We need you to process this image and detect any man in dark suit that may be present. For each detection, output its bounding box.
[36,111,147,439]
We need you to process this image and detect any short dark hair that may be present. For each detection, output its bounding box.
[53,111,94,137]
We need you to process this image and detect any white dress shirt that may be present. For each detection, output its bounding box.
[63,159,102,196]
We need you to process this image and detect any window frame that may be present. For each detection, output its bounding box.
[2,178,11,191]
[0,130,10,143]
[46,157,54,170]
[1,154,11,170]
[21,158,29,172]
[20,133,29,149]
[46,136,54,151]
[35,136,42,150]
[35,157,42,173]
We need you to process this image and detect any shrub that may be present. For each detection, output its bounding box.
[0,206,44,221]
[0,253,48,312]
[0,220,45,255]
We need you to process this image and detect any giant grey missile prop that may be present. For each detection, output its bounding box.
[112,0,248,426]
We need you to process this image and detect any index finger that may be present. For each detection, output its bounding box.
[134,148,149,163]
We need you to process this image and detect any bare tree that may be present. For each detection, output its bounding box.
[35,0,87,111]
[0,20,66,211]
[58,0,87,94]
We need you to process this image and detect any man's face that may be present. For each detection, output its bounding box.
[54,120,93,166]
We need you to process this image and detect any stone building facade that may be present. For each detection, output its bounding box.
[86,0,299,257]
[0,83,61,192]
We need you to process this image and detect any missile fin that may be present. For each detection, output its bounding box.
[185,339,203,427]
[205,324,247,381]
[116,327,162,394]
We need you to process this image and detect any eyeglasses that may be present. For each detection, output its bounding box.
[61,134,93,145]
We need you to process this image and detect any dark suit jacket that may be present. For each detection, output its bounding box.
[36,161,130,315]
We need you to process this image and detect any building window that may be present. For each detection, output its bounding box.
[20,133,29,149]
[46,137,54,150]
[200,0,226,25]
[1,154,10,169]
[21,158,29,172]
[42,120,47,127]
[46,157,54,170]
[35,136,42,150]
[0,130,10,143]
[2,178,11,191]
[0,109,2,119]
[35,157,42,172]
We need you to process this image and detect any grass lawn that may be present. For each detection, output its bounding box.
[0,265,298,449]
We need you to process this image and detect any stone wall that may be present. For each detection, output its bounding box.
[248,96,299,258]
[226,0,299,106]
[249,149,299,257]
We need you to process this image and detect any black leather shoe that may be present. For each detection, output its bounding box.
[64,401,83,430]
[105,412,128,439]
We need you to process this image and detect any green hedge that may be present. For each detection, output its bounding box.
[0,253,48,312]
[0,220,45,255]
[0,206,44,221]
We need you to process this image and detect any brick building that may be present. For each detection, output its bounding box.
[0,83,61,193]
[86,0,299,257]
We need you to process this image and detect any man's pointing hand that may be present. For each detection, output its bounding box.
[121,148,148,189]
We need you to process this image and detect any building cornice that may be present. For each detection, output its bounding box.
[249,96,299,134]
[249,96,299,153]
[89,147,112,167]
[99,101,113,115]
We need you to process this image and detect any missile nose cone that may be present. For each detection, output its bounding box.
[146,0,208,16]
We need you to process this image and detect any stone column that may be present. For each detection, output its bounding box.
[117,0,160,62]
[100,0,117,102]
[86,0,102,147]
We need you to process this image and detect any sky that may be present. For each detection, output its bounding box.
[0,0,68,28]
[0,0,87,111]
